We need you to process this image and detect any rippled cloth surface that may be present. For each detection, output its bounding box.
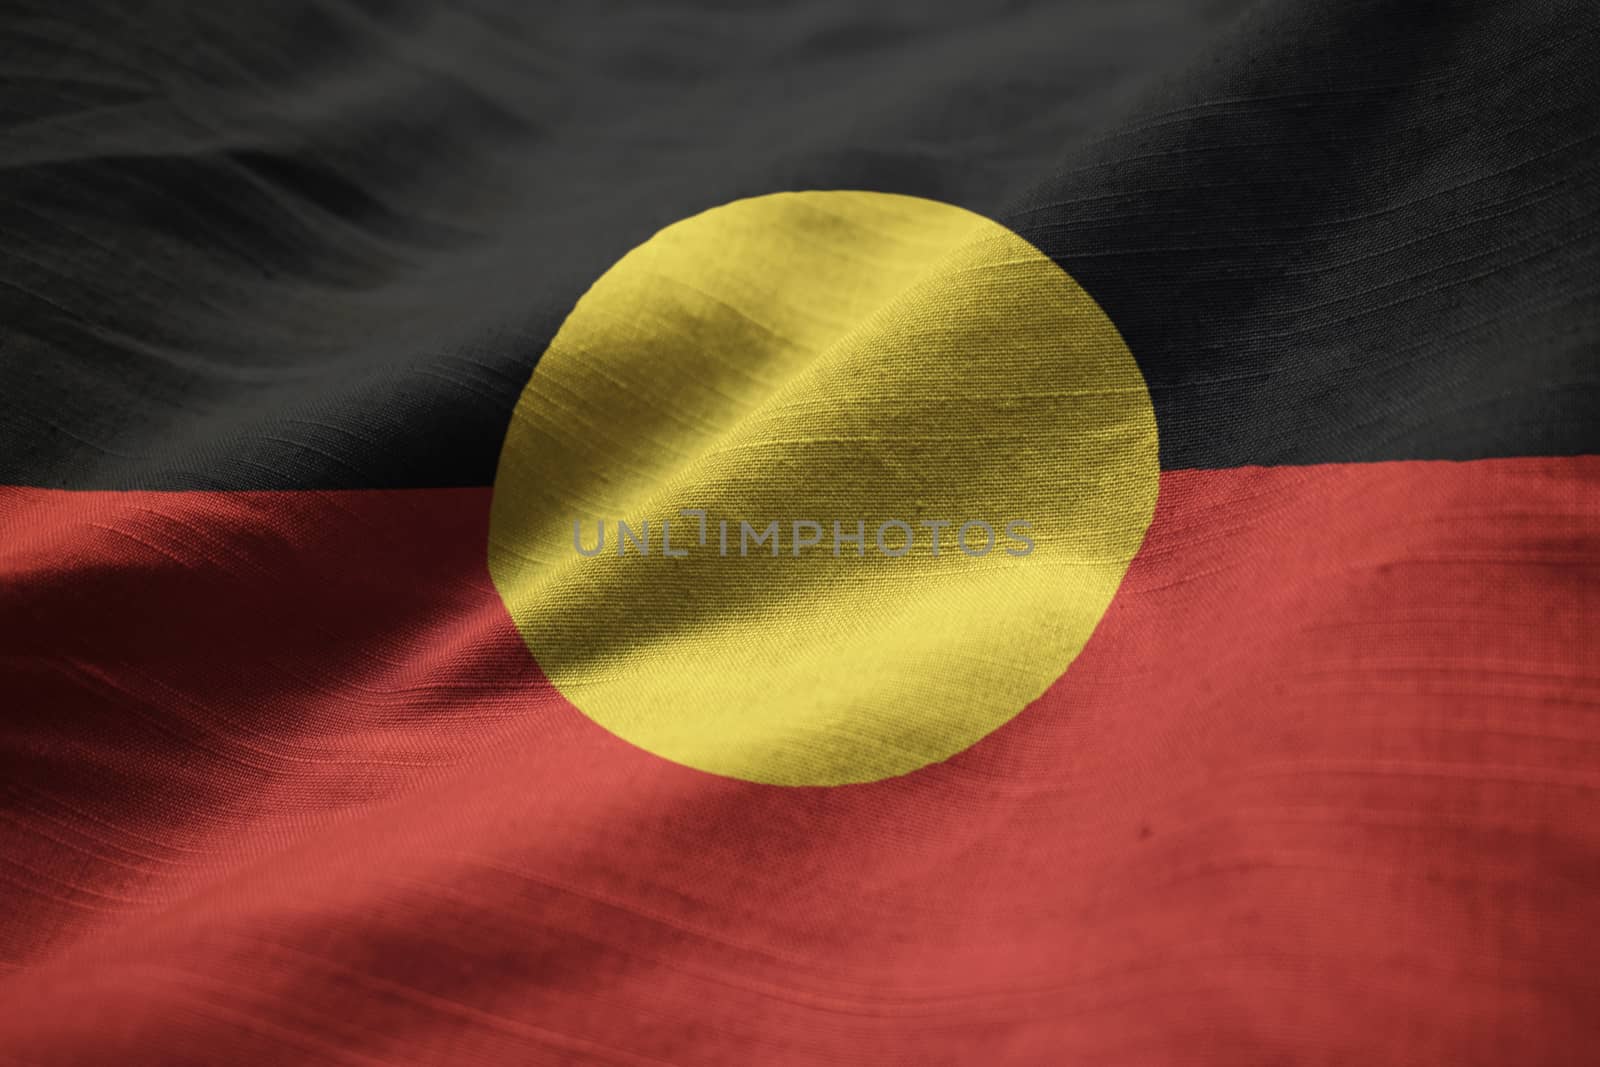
[2,1,1598,1064]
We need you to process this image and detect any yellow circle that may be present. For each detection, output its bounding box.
[490,191,1157,785]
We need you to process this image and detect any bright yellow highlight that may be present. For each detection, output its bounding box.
[489,190,1158,785]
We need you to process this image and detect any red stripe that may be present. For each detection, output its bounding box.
[1,457,1596,1064]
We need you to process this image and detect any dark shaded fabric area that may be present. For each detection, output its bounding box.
[1,0,1596,488]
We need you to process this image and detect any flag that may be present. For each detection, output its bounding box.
[1,1,1597,1063]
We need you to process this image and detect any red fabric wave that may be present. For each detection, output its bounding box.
[1,456,1596,1064]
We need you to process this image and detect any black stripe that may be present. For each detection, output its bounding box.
[1,0,1595,489]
